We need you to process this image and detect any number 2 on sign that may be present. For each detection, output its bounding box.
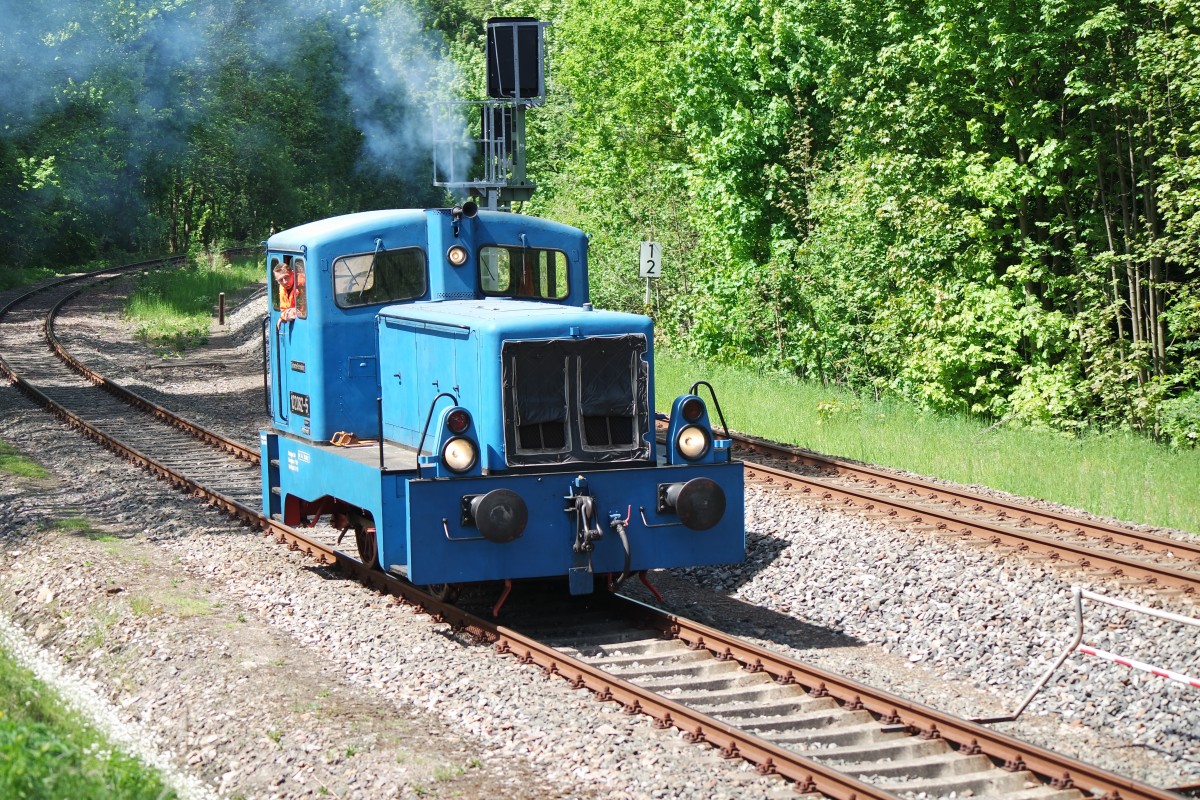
[640,242,662,278]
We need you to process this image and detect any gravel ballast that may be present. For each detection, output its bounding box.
[0,278,1197,797]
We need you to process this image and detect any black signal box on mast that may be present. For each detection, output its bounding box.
[487,18,546,103]
[433,17,549,209]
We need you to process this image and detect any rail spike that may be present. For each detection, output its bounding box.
[1050,772,1074,790]
[1002,755,1027,772]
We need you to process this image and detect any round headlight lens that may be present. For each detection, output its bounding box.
[447,409,471,434]
[442,437,478,473]
[681,397,705,422]
[676,425,711,461]
[447,245,469,266]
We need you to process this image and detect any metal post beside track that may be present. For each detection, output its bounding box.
[975,586,1200,724]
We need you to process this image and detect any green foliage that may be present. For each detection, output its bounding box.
[0,647,176,800]
[629,0,1200,437]
[2,0,1198,438]
[0,267,60,293]
[0,0,445,269]
[1159,392,1200,448]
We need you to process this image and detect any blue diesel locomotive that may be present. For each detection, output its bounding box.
[260,204,744,602]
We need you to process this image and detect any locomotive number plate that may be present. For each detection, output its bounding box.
[289,392,310,416]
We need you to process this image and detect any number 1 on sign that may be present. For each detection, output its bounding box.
[640,242,661,278]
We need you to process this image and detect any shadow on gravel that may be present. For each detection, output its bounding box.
[629,570,865,653]
[617,530,868,653]
[300,564,361,583]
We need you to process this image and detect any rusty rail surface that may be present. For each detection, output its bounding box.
[735,432,1200,559]
[44,280,259,464]
[611,594,1181,800]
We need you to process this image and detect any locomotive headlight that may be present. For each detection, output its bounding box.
[447,244,469,266]
[681,397,705,422]
[442,437,478,473]
[447,408,471,434]
[676,425,711,461]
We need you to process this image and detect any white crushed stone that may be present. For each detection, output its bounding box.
[0,608,218,800]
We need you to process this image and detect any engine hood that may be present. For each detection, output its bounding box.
[377,298,652,341]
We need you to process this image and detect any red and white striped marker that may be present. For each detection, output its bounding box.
[1077,645,1200,689]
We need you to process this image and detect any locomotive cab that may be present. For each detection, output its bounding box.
[261,207,744,597]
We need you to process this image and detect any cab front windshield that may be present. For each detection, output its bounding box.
[479,246,568,300]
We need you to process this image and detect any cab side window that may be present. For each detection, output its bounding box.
[292,258,308,318]
[270,254,307,320]
[334,248,427,307]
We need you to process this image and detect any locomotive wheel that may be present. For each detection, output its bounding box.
[425,583,461,604]
[354,525,380,570]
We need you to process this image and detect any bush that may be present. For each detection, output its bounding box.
[1159,392,1200,448]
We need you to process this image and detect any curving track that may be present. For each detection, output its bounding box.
[0,262,1188,800]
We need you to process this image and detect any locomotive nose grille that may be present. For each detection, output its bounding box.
[518,420,567,450]
[503,335,650,466]
[583,415,635,447]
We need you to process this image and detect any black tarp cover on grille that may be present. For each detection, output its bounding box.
[510,344,568,425]
[502,335,650,465]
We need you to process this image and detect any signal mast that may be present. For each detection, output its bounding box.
[433,18,549,210]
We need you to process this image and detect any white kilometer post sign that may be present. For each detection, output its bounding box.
[640,241,662,304]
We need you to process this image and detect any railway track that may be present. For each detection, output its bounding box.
[733,433,1200,596]
[0,263,1189,799]
[0,263,261,512]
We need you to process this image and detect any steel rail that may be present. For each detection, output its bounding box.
[484,623,903,800]
[2,340,902,798]
[746,460,1200,594]
[612,594,1182,800]
[734,432,1200,562]
[0,272,931,799]
[2,328,1177,800]
[43,281,259,464]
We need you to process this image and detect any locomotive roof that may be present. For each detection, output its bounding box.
[267,209,426,251]
[267,208,586,252]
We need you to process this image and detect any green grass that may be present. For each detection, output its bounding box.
[0,443,50,480]
[43,517,119,541]
[0,645,176,800]
[656,352,1200,535]
[124,253,262,351]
